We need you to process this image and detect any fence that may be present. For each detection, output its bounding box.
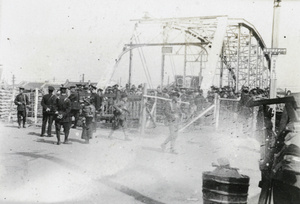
[0,88,43,125]
[0,89,16,121]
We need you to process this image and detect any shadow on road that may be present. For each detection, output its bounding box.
[5,125,22,129]
[12,151,80,170]
[99,178,165,204]
[28,132,41,136]
[69,138,86,144]
[36,138,56,145]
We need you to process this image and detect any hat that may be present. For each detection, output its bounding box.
[76,84,83,87]
[171,91,180,98]
[83,97,91,104]
[97,88,103,92]
[69,85,75,89]
[60,85,67,90]
[48,86,55,91]
[19,87,25,90]
[89,84,97,90]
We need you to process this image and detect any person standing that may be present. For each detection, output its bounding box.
[54,86,72,145]
[161,97,182,154]
[108,94,130,140]
[40,86,57,137]
[81,97,96,144]
[68,86,81,129]
[14,87,29,128]
[89,85,101,133]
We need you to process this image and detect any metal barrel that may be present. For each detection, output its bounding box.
[202,167,250,204]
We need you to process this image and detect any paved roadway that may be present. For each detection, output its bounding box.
[0,122,261,204]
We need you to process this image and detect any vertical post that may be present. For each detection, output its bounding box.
[161,25,167,91]
[140,83,147,136]
[256,45,259,88]
[214,93,220,129]
[128,42,133,87]
[199,54,203,88]
[236,24,241,91]
[154,91,157,122]
[270,0,281,131]
[247,30,252,87]
[220,44,224,88]
[161,52,165,91]
[34,88,39,125]
[183,34,187,87]
[270,56,277,131]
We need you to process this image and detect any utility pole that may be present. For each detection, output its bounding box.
[270,0,281,99]
[82,74,85,83]
[12,74,15,89]
[269,0,284,131]
[128,41,133,87]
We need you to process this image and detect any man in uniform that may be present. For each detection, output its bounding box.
[14,87,29,128]
[54,86,72,145]
[161,93,182,154]
[68,85,81,128]
[40,86,56,136]
[91,85,102,130]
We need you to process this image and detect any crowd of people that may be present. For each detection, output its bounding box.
[13,82,292,152]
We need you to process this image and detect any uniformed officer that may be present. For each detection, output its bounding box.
[14,87,30,128]
[89,84,101,133]
[68,85,81,128]
[54,86,72,145]
[89,85,101,111]
[161,96,182,154]
[40,86,57,136]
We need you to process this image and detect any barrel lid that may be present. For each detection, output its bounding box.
[205,158,244,179]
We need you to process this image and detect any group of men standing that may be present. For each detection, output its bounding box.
[14,84,102,145]
[41,84,101,145]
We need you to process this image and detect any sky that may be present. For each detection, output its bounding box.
[0,0,299,91]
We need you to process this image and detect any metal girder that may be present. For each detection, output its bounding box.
[125,42,209,47]
[112,16,271,92]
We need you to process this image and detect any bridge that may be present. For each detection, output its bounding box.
[108,15,271,94]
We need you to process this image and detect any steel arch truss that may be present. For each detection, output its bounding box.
[121,16,270,91]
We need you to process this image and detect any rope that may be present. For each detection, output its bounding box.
[133,32,154,89]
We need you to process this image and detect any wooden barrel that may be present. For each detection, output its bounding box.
[202,167,250,204]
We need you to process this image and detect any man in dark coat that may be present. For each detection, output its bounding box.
[14,87,29,128]
[40,86,57,136]
[54,86,72,145]
[89,84,101,132]
[68,86,81,128]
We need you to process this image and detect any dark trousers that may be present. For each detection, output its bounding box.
[17,111,26,127]
[71,110,80,127]
[41,113,54,135]
[273,180,300,204]
[55,121,71,142]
